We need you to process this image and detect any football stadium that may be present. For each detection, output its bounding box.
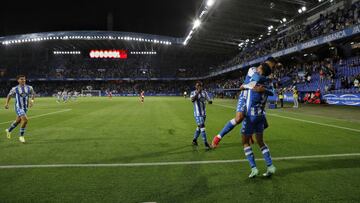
[1,0,360,202]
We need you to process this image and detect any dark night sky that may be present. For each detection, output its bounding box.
[0,0,201,37]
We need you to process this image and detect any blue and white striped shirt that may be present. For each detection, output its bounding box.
[190,90,211,117]
[8,85,35,111]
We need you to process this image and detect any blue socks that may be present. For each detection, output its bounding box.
[8,122,18,132]
[200,128,208,144]
[261,145,273,167]
[244,146,256,168]
[20,128,26,136]
[193,127,200,140]
[219,119,237,138]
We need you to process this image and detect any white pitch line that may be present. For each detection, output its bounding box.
[214,104,360,133]
[0,109,72,125]
[272,110,360,123]
[0,153,359,169]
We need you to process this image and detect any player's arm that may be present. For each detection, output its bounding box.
[4,88,15,109]
[240,71,264,90]
[205,91,213,104]
[190,91,199,102]
[252,85,275,96]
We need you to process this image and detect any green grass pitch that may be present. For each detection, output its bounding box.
[0,97,359,202]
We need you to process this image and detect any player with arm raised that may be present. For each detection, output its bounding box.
[190,81,213,150]
[4,75,35,143]
[211,57,278,148]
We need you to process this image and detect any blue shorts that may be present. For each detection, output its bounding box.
[236,90,247,113]
[194,116,206,126]
[15,108,27,117]
[241,115,266,135]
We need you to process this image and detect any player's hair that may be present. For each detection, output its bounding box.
[16,75,26,80]
[266,57,278,64]
[261,63,272,77]
[195,81,203,86]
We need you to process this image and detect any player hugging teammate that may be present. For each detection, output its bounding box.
[190,58,278,178]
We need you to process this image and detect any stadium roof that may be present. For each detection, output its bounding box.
[0,0,336,56]
[185,0,331,53]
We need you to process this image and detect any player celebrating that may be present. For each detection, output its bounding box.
[190,81,213,150]
[241,82,276,178]
[211,57,278,148]
[140,90,145,103]
[4,75,35,143]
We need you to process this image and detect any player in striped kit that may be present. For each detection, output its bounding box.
[241,81,276,178]
[4,75,35,143]
[190,81,213,150]
[211,57,278,148]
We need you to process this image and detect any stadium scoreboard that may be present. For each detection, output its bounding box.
[89,50,128,59]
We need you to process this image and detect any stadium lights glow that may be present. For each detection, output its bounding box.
[53,51,81,55]
[206,0,215,7]
[1,35,172,46]
[301,6,306,12]
[183,0,216,46]
[193,19,202,29]
[130,51,157,55]
[298,9,302,13]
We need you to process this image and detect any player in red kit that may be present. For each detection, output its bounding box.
[107,90,113,100]
[140,90,145,103]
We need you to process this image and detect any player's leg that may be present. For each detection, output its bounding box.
[192,117,201,146]
[254,117,276,177]
[192,116,202,146]
[243,134,258,178]
[5,116,21,139]
[256,133,276,177]
[199,117,211,150]
[192,127,201,146]
[212,94,246,148]
[241,117,258,178]
[195,116,211,150]
[18,115,28,143]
